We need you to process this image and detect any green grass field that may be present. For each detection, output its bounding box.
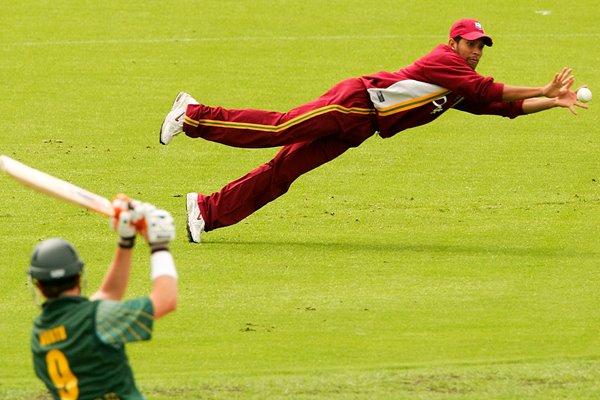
[1,1,599,398]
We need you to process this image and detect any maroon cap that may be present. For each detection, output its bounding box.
[449,19,493,46]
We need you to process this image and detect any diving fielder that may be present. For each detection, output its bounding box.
[158,18,588,243]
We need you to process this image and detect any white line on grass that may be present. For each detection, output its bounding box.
[3,35,433,47]
[1,33,600,47]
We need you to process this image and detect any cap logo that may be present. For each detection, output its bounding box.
[50,269,66,278]
[474,22,482,30]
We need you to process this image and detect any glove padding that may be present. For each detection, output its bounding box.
[115,210,136,239]
[143,207,176,245]
[111,194,141,240]
[111,196,175,246]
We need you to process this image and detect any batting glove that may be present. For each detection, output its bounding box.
[111,194,140,248]
[144,208,176,252]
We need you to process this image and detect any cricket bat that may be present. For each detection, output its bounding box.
[0,155,115,217]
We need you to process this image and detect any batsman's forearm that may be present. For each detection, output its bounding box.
[90,247,133,301]
[149,250,178,319]
[150,277,178,319]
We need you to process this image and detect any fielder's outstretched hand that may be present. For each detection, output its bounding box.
[542,67,575,98]
[556,84,590,115]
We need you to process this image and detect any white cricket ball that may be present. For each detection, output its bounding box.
[577,87,592,103]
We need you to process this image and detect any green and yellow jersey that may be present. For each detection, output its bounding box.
[31,296,154,400]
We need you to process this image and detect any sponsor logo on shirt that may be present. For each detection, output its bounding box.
[431,96,448,114]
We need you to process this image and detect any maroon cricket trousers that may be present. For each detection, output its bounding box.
[183,77,377,231]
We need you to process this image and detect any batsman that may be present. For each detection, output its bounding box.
[29,197,177,400]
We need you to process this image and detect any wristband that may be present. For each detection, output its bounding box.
[118,237,135,249]
[151,251,178,281]
[150,245,169,254]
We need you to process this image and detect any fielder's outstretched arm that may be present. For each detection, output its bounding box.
[522,82,588,115]
[502,67,575,102]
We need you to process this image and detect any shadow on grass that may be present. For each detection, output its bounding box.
[196,238,594,259]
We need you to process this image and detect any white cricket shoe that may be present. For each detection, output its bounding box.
[186,192,205,243]
[159,92,198,145]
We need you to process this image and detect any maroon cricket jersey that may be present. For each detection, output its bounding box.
[359,44,524,138]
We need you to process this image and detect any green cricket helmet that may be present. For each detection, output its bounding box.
[28,238,84,282]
